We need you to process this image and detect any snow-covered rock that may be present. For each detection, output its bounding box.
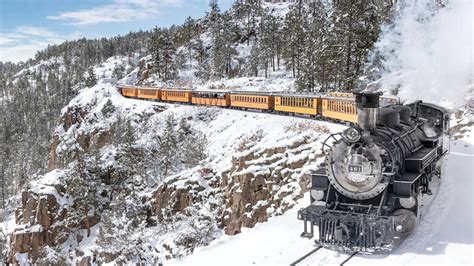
[7,83,345,264]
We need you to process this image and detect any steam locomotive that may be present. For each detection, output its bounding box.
[297,92,450,251]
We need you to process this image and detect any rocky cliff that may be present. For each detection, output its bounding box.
[6,83,343,264]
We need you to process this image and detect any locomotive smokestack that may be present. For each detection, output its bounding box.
[355,92,380,131]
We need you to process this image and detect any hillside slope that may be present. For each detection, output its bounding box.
[5,83,346,264]
[2,0,473,264]
[172,117,473,265]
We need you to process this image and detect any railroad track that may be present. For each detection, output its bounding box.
[289,246,323,266]
[289,245,359,266]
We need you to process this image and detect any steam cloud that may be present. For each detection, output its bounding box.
[371,0,473,108]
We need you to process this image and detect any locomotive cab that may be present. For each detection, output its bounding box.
[408,101,450,155]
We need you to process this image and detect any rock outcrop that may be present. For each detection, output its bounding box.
[220,136,323,235]
[150,134,326,237]
[8,84,334,264]
[152,167,222,223]
[8,173,73,264]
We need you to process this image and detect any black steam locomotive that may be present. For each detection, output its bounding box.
[297,92,450,251]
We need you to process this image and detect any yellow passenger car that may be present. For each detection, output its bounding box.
[274,94,322,116]
[192,90,230,107]
[120,86,138,98]
[161,89,192,103]
[229,92,274,110]
[137,87,160,100]
[321,95,358,123]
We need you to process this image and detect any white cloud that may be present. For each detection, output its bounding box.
[0,0,187,62]
[0,26,83,63]
[0,39,63,63]
[0,33,29,45]
[47,0,184,26]
[16,26,58,38]
[0,27,58,45]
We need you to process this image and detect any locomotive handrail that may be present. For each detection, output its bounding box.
[321,133,343,156]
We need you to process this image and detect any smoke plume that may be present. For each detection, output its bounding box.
[370,0,473,108]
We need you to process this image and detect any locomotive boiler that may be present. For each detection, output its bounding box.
[297,92,450,251]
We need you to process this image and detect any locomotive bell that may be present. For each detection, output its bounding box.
[355,92,381,131]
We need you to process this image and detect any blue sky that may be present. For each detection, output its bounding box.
[0,0,233,63]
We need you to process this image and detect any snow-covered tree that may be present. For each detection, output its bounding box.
[281,6,305,78]
[149,27,177,81]
[117,121,145,183]
[159,114,178,177]
[85,67,97,87]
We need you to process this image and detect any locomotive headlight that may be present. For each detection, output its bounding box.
[311,189,325,201]
[343,127,361,142]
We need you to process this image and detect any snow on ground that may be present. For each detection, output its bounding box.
[193,74,295,92]
[93,55,138,81]
[139,100,345,178]
[14,57,65,78]
[61,81,158,123]
[171,131,474,266]
[1,210,16,248]
[169,192,315,266]
[262,1,293,18]
[28,169,74,208]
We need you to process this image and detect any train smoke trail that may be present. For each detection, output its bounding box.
[370,0,473,108]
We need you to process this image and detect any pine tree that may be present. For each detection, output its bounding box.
[258,13,281,78]
[249,44,260,77]
[159,114,177,177]
[209,9,238,78]
[234,0,262,46]
[112,64,125,81]
[179,17,200,67]
[118,120,145,183]
[328,0,393,90]
[177,117,191,139]
[64,150,100,237]
[182,132,208,167]
[281,7,305,78]
[192,39,211,80]
[149,27,177,81]
[85,67,97,87]
[101,99,116,118]
[96,190,147,257]
[296,2,329,92]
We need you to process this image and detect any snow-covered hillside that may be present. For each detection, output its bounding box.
[171,112,474,266]
[5,79,471,264]
[2,0,473,264]
[5,83,347,264]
